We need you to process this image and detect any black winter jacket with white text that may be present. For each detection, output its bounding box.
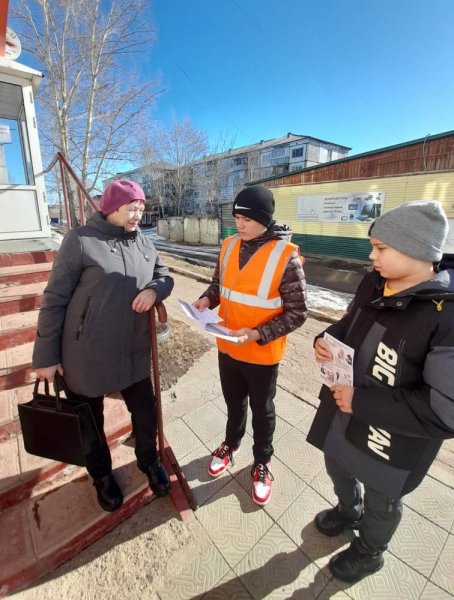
[307,268,454,497]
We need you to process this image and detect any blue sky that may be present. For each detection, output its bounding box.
[148,0,454,155]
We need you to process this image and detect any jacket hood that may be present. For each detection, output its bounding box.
[373,268,454,305]
[377,269,454,298]
[410,268,454,297]
[87,211,139,240]
[268,222,293,242]
[241,222,293,249]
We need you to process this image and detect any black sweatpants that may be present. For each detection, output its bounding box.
[218,351,278,465]
[70,377,157,479]
[325,455,403,553]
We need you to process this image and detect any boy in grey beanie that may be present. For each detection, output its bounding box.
[307,200,454,583]
[368,200,448,262]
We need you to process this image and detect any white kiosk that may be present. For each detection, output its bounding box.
[0,55,50,242]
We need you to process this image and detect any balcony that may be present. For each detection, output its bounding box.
[269,156,289,166]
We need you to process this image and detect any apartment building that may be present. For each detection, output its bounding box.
[103,132,350,218]
[190,132,349,214]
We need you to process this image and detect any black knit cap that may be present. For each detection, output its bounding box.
[232,185,275,228]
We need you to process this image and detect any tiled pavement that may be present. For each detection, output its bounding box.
[4,269,453,599]
[157,346,454,600]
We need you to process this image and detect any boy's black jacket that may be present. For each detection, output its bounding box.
[307,268,454,496]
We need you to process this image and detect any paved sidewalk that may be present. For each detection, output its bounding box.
[156,337,454,599]
[13,271,454,599]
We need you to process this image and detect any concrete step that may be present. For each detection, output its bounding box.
[0,281,47,299]
[0,441,156,596]
[0,308,38,330]
[0,363,34,392]
[0,326,36,351]
[0,250,57,268]
[0,263,53,287]
[0,429,193,597]
[0,295,42,317]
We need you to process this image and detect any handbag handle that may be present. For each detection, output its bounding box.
[53,372,72,399]
[33,378,50,397]
[33,377,64,411]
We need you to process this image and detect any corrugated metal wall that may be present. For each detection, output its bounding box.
[221,202,236,239]
[272,172,454,260]
[262,134,454,186]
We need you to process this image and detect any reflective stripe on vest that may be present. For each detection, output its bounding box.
[220,238,289,309]
[220,234,239,282]
[219,286,283,309]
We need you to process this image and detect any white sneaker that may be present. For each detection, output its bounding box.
[251,462,274,506]
[208,442,240,477]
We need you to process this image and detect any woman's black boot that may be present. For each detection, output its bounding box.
[93,473,124,511]
[143,459,171,497]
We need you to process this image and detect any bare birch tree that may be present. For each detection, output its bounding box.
[11,0,162,221]
[140,117,208,217]
[191,132,237,216]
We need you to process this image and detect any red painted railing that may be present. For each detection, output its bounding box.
[0,0,8,58]
[44,152,98,229]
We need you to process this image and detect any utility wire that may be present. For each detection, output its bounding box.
[283,0,400,143]
[157,40,255,143]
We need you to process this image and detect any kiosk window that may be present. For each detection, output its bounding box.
[0,82,34,185]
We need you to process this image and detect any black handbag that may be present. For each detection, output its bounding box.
[18,375,102,466]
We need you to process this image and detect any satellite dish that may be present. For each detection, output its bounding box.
[5,27,21,60]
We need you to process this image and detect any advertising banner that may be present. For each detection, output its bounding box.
[444,219,454,254]
[297,192,385,223]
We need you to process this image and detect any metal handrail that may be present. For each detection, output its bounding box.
[44,152,98,229]
[150,304,196,510]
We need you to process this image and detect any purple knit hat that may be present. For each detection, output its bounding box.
[100,179,145,215]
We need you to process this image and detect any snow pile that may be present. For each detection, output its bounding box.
[306,284,352,312]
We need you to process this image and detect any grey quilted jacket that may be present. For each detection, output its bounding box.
[32,212,174,396]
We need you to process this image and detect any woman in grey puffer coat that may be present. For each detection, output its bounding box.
[32,180,174,512]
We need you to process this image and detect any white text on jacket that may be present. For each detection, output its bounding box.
[368,426,391,460]
[372,342,398,386]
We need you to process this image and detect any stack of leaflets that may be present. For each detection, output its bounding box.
[178,299,240,343]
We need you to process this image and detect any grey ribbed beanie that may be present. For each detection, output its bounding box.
[368,201,449,262]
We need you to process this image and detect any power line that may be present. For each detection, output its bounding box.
[283,0,400,142]
[157,40,255,142]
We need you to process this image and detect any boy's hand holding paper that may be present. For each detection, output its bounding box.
[178,299,240,342]
[318,333,354,388]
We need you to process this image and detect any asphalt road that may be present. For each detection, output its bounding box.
[149,235,369,295]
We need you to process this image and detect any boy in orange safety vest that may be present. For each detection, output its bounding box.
[193,185,307,505]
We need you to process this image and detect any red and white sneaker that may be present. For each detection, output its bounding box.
[208,442,239,477]
[251,462,274,506]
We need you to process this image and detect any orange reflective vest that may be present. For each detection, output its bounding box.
[217,234,300,365]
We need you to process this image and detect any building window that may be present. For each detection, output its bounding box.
[271,147,285,158]
[206,160,216,174]
[291,147,304,158]
[0,82,34,185]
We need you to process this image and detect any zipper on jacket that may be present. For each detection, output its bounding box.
[118,241,127,274]
[76,296,92,340]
